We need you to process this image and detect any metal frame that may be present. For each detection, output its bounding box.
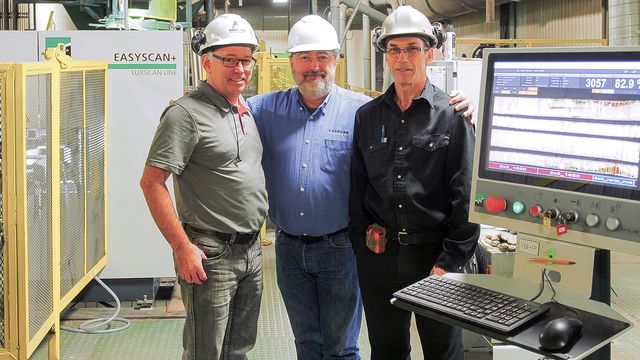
[0,52,108,360]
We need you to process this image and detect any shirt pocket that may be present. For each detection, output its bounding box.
[411,134,449,152]
[320,139,352,173]
[362,141,390,180]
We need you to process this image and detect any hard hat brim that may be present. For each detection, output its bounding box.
[288,43,340,53]
[200,41,258,55]
[378,33,436,49]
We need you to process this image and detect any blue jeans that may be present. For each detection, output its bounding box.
[179,228,263,360]
[275,230,362,360]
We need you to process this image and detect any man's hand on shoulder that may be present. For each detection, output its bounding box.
[448,90,475,125]
[174,241,208,285]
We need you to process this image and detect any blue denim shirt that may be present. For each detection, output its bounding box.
[247,85,370,236]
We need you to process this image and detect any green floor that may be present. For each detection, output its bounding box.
[30,245,639,360]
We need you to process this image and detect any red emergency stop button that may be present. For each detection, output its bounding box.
[529,204,543,217]
[485,196,507,213]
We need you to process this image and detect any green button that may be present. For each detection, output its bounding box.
[512,201,525,214]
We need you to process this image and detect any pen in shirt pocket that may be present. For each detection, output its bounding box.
[381,125,387,143]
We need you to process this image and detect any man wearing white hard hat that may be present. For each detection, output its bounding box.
[141,13,267,360]
[349,6,480,359]
[247,14,472,360]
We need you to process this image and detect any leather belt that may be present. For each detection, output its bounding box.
[183,224,258,244]
[386,228,444,245]
[281,228,348,244]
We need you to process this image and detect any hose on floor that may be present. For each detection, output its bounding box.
[61,277,132,334]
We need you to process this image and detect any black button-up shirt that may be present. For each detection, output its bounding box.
[349,81,479,272]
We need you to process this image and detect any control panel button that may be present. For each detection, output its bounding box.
[512,201,526,215]
[485,197,507,213]
[605,217,621,231]
[563,210,580,224]
[529,204,543,217]
[585,213,600,228]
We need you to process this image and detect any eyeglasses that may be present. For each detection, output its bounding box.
[385,46,425,57]
[294,53,333,64]
[210,53,257,69]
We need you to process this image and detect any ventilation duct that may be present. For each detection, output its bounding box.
[405,0,516,21]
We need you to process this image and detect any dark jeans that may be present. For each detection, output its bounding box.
[356,236,464,360]
[275,230,362,360]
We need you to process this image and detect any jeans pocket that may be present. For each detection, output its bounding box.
[329,233,351,249]
[187,233,230,264]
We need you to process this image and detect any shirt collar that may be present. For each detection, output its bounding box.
[382,79,435,110]
[294,84,336,115]
[197,80,243,114]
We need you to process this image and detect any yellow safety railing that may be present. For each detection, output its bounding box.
[0,45,108,360]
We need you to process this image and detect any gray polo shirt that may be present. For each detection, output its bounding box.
[146,81,267,233]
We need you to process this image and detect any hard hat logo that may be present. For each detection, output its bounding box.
[228,20,245,33]
[373,5,446,53]
[195,14,259,55]
[288,15,340,53]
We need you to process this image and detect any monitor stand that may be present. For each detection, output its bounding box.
[586,249,611,360]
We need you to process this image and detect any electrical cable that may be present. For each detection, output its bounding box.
[529,268,546,302]
[543,270,557,303]
[530,269,581,318]
[61,277,131,334]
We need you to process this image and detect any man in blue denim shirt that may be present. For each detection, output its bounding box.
[248,15,366,360]
[248,14,473,360]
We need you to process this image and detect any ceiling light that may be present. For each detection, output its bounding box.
[273,0,287,3]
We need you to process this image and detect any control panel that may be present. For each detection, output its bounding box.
[470,181,640,255]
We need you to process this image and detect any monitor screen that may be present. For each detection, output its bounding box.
[470,47,640,255]
[478,51,640,200]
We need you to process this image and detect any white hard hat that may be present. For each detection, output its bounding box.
[196,14,258,55]
[375,6,437,50]
[288,15,340,53]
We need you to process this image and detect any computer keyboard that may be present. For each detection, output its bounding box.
[393,276,551,333]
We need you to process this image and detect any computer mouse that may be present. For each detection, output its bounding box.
[539,317,583,351]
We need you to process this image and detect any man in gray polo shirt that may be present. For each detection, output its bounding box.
[140,14,267,360]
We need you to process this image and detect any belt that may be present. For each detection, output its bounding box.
[386,228,444,245]
[281,228,348,244]
[183,224,258,244]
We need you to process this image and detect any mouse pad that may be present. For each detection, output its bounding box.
[506,302,631,359]
[392,299,631,360]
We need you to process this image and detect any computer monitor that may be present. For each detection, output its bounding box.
[469,47,640,256]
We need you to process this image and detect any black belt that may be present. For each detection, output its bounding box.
[183,224,258,244]
[386,228,444,245]
[281,228,348,244]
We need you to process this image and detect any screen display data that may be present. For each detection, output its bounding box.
[482,58,640,197]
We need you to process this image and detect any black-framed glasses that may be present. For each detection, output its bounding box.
[210,53,257,69]
[385,45,425,57]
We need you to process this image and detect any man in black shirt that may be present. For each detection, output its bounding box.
[348,6,480,360]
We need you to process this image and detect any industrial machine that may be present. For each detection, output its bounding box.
[468,46,640,359]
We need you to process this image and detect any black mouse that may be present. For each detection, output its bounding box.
[539,317,583,350]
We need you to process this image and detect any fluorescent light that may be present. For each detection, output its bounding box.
[273,0,287,3]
